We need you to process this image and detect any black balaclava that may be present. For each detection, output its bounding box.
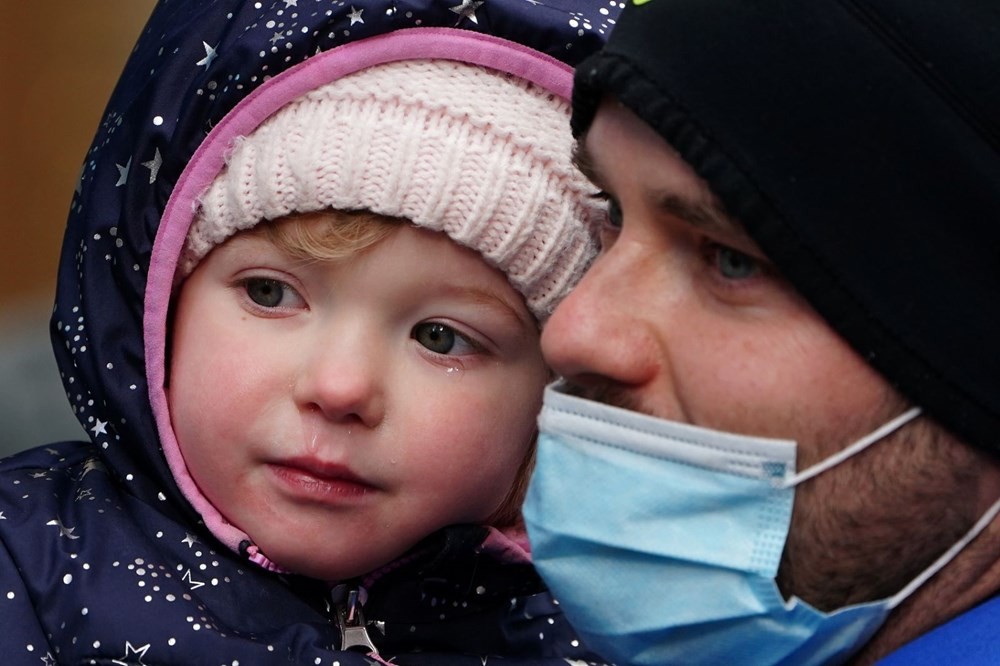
[571,0,1000,452]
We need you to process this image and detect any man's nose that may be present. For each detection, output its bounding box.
[542,240,661,391]
[293,321,386,429]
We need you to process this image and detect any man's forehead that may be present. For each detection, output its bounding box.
[576,99,756,244]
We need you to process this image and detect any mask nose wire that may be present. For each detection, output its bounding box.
[779,407,923,489]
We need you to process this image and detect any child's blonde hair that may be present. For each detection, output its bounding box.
[258,209,399,262]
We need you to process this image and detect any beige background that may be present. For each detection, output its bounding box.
[1,1,156,454]
[1,1,156,315]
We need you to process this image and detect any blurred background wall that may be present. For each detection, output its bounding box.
[1,1,156,456]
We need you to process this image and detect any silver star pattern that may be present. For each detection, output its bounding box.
[115,157,131,187]
[182,568,205,590]
[348,6,364,25]
[75,163,86,196]
[90,419,108,436]
[196,41,219,70]
[449,0,485,24]
[112,641,150,666]
[80,457,104,479]
[46,517,81,540]
[141,148,162,184]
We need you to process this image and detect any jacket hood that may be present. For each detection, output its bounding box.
[53,0,615,547]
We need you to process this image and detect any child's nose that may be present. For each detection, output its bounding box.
[293,326,386,429]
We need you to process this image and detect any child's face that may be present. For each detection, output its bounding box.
[168,223,548,580]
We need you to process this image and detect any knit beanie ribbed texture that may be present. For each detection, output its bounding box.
[183,59,600,320]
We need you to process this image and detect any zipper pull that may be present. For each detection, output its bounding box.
[331,585,380,654]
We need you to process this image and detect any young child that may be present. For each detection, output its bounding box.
[0,1,620,663]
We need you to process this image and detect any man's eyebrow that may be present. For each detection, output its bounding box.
[574,133,751,244]
[656,192,739,237]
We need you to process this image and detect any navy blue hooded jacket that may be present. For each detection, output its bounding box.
[0,1,619,663]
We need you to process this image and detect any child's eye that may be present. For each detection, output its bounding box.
[243,277,299,308]
[412,323,481,356]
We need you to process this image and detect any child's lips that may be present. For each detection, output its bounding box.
[267,457,377,501]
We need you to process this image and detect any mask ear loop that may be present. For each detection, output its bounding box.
[886,495,1000,610]
[778,405,1000,610]
[780,407,922,489]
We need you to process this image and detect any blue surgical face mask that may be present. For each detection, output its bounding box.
[523,382,1000,666]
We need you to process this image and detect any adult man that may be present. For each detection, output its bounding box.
[523,1,1000,664]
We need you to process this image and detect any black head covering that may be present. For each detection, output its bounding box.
[571,0,1000,453]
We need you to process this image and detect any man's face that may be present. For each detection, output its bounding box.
[541,98,985,609]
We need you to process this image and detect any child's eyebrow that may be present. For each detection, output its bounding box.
[439,284,535,331]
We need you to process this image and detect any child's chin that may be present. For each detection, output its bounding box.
[269,550,392,582]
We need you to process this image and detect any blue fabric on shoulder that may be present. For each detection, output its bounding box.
[878,595,1000,664]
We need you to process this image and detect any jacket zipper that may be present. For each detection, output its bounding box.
[331,584,382,654]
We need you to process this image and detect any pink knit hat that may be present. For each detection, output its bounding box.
[182,59,601,320]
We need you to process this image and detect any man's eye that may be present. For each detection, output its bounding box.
[714,245,760,280]
[244,278,290,307]
[589,191,623,230]
[412,323,478,355]
[591,192,622,251]
[606,197,623,229]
